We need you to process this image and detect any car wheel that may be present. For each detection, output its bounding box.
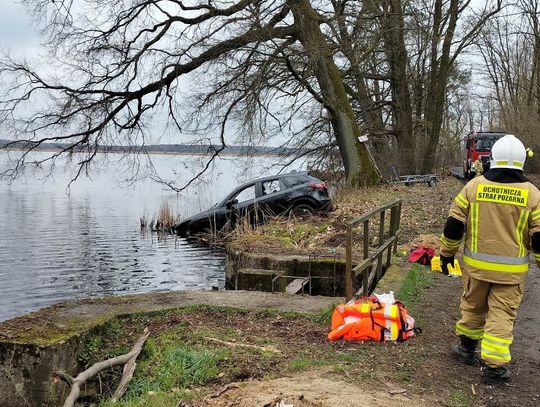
[290,203,314,217]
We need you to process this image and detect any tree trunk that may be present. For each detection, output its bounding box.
[289,0,382,186]
[370,0,415,173]
[420,0,458,174]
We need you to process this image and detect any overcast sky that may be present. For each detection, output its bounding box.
[0,1,40,55]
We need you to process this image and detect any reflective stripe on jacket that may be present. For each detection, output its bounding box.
[442,176,540,284]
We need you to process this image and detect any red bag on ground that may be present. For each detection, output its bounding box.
[408,246,435,265]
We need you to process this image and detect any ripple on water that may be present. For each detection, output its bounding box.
[0,154,231,321]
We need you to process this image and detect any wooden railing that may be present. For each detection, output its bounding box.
[345,199,402,301]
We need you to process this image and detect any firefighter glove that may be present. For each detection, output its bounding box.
[440,255,455,276]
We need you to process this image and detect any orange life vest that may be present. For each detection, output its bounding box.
[327,296,416,342]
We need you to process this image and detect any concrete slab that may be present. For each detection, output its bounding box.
[0,290,342,346]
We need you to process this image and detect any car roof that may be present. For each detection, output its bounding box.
[236,171,312,187]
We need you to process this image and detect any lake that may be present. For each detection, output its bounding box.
[0,151,297,321]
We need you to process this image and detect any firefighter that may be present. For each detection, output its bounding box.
[472,159,484,176]
[439,134,540,384]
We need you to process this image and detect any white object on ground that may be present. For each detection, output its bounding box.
[374,291,395,305]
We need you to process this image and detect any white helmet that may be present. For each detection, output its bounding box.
[490,134,526,170]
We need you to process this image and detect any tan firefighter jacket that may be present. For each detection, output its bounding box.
[441,175,540,284]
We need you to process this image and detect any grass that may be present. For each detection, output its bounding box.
[310,304,336,325]
[396,263,434,308]
[79,306,332,405]
[129,342,225,393]
[262,221,332,248]
[79,319,125,366]
[92,329,228,406]
[287,356,318,372]
[99,391,192,407]
[227,216,334,253]
[448,390,473,407]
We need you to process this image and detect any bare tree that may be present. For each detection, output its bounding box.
[476,0,540,171]
[417,0,503,173]
[0,0,384,187]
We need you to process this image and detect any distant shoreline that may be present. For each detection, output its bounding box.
[0,142,298,158]
[0,146,290,158]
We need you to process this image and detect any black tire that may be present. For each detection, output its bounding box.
[290,203,314,217]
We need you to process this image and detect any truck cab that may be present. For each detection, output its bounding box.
[463,131,507,179]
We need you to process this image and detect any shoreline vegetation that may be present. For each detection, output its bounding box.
[0,139,299,158]
[140,202,178,233]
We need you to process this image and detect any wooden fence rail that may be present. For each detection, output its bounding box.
[345,199,402,301]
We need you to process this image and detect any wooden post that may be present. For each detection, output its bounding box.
[376,253,383,281]
[363,220,369,260]
[378,211,385,279]
[386,242,393,269]
[393,202,402,253]
[345,226,353,302]
[379,210,385,245]
[390,206,397,236]
[363,266,369,296]
[387,206,397,268]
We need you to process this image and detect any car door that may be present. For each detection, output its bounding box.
[228,183,258,226]
[258,178,290,217]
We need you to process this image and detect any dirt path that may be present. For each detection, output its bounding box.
[486,267,540,406]
[202,371,436,406]
[407,265,539,407]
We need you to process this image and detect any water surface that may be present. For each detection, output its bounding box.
[0,152,290,321]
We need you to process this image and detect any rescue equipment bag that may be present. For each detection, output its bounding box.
[328,296,417,342]
[408,246,435,265]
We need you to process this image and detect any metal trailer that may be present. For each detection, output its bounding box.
[389,174,440,187]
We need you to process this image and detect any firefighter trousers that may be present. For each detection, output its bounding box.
[455,273,525,368]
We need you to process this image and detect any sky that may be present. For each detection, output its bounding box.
[0,1,40,55]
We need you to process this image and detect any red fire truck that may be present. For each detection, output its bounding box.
[462,131,507,179]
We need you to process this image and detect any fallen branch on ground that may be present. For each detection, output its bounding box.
[53,327,150,407]
[203,336,281,353]
[207,383,239,399]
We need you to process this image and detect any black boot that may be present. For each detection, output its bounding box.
[452,336,478,365]
[481,365,511,384]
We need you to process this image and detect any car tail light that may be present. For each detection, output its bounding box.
[308,181,327,190]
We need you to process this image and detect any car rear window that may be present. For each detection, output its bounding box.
[283,175,311,188]
[282,174,315,188]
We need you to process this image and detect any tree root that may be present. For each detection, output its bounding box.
[54,327,150,407]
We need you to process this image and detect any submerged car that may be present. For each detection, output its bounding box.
[174,172,331,237]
